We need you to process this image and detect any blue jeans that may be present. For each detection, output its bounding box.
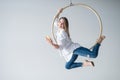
[65,43,100,69]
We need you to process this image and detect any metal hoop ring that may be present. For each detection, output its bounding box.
[52,3,103,49]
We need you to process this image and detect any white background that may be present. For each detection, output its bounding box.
[0,0,120,80]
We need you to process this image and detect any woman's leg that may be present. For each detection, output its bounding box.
[90,35,105,57]
[73,35,105,58]
[73,43,100,58]
[65,54,94,69]
[65,54,83,69]
[90,43,101,58]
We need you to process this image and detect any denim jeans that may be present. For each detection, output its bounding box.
[65,43,100,69]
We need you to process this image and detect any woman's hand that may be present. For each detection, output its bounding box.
[58,8,63,14]
[45,36,59,49]
[52,44,59,49]
[45,36,53,45]
[56,8,63,18]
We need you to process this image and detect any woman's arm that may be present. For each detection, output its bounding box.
[55,8,63,19]
[45,36,59,49]
[51,43,59,49]
[46,9,63,49]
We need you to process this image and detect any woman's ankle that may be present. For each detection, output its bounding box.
[82,60,94,67]
[97,35,105,44]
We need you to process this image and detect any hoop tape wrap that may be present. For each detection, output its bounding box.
[52,3,103,49]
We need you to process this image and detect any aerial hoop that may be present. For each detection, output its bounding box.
[51,3,103,49]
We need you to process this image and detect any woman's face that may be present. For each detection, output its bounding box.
[58,18,65,29]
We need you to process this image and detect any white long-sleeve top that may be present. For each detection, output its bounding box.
[56,29,80,62]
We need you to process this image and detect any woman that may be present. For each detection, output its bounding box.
[46,8,105,69]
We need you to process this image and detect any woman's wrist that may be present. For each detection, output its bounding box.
[51,43,59,49]
[51,42,54,46]
[56,8,63,18]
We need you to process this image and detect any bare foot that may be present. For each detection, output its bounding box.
[97,35,105,44]
[82,60,94,67]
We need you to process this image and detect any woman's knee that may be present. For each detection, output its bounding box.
[91,54,98,58]
[65,64,71,70]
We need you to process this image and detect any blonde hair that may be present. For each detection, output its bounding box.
[59,17,70,38]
